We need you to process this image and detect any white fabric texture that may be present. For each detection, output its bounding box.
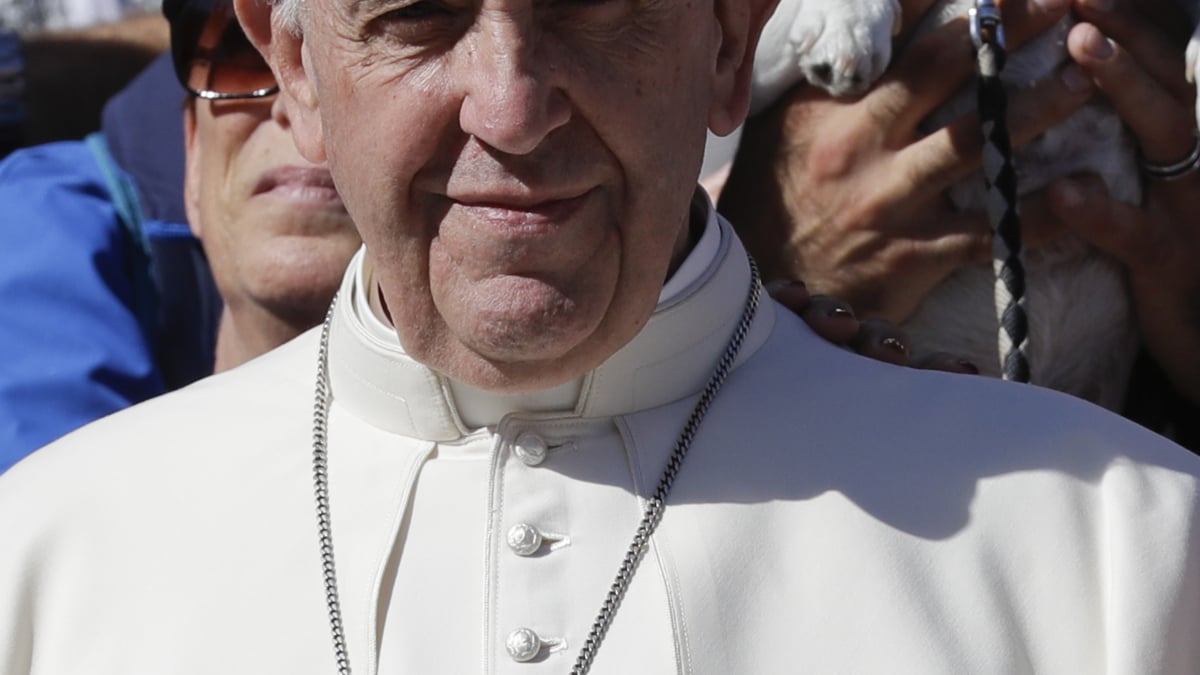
[1,206,1199,674]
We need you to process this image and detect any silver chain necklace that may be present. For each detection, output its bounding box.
[312,257,761,675]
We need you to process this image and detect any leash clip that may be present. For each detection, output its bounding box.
[969,0,1005,51]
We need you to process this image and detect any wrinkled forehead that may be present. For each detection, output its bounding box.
[287,0,701,36]
[278,0,719,95]
[320,0,690,16]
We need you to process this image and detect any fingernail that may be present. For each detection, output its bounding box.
[1083,34,1115,60]
[1060,64,1092,93]
[1054,180,1084,208]
[881,336,907,355]
[957,360,981,375]
[1082,0,1115,12]
[828,305,855,319]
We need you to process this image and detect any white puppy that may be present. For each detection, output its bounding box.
[752,0,1200,410]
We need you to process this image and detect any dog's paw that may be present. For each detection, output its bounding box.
[750,0,901,116]
[791,0,901,97]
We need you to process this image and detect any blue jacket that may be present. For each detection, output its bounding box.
[0,55,220,472]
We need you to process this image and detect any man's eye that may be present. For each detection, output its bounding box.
[365,0,464,45]
[381,0,451,21]
[548,0,626,22]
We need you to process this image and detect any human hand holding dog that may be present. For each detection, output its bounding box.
[719,0,1093,323]
[1048,0,1200,404]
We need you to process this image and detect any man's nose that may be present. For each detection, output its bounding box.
[458,21,571,155]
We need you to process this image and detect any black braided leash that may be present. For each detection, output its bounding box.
[971,0,1030,383]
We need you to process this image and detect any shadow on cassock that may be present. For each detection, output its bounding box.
[547,310,1197,542]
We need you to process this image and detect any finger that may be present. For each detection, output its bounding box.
[911,351,983,375]
[896,62,1094,201]
[1045,174,1158,269]
[800,294,862,346]
[850,318,911,366]
[1133,0,1195,44]
[868,17,979,136]
[1067,23,1197,167]
[765,279,812,313]
[1016,189,1072,250]
[895,0,944,46]
[1076,0,1195,101]
[910,199,1066,265]
[872,0,1073,135]
[1075,0,1194,62]
[876,191,1066,267]
[1068,7,1194,103]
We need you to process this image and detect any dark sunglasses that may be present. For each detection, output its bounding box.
[165,0,279,100]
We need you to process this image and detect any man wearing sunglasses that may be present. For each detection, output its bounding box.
[1,0,1198,672]
[0,0,360,472]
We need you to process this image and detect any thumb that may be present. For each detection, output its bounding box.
[1046,174,1152,268]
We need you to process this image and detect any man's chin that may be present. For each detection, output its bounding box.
[469,322,590,366]
[419,323,606,393]
[241,196,352,238]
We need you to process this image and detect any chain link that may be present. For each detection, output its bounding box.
[312,298,352,675]
[570,258,760,674]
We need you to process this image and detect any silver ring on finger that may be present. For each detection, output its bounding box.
[1140,136,1200,181]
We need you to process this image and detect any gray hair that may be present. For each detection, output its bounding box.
[271,0,304,36]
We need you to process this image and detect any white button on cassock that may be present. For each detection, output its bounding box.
[513,432,548,466]
[506,523,544,557]
[506,627,542,662]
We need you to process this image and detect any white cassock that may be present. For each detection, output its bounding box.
[1,198,1199,674]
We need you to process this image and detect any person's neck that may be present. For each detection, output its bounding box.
[665,192,707,282]
[212,304,312,373]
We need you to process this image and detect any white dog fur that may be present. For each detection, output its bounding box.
[751,0,1200,410]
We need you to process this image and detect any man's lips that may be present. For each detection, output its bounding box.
[253,166,343,205]
[449,189,594,229]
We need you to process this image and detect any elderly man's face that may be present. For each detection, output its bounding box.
[241,0,763,391]
[184,94,361,339]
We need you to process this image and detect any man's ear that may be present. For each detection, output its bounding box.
[233,0,326,163]
[709,0,780,136]
[183,104,204,240]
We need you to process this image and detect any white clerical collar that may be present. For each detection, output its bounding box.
[350,194,724,430]
[329,193,773,440]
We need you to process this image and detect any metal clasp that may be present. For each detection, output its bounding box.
[969,0,1006,50]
